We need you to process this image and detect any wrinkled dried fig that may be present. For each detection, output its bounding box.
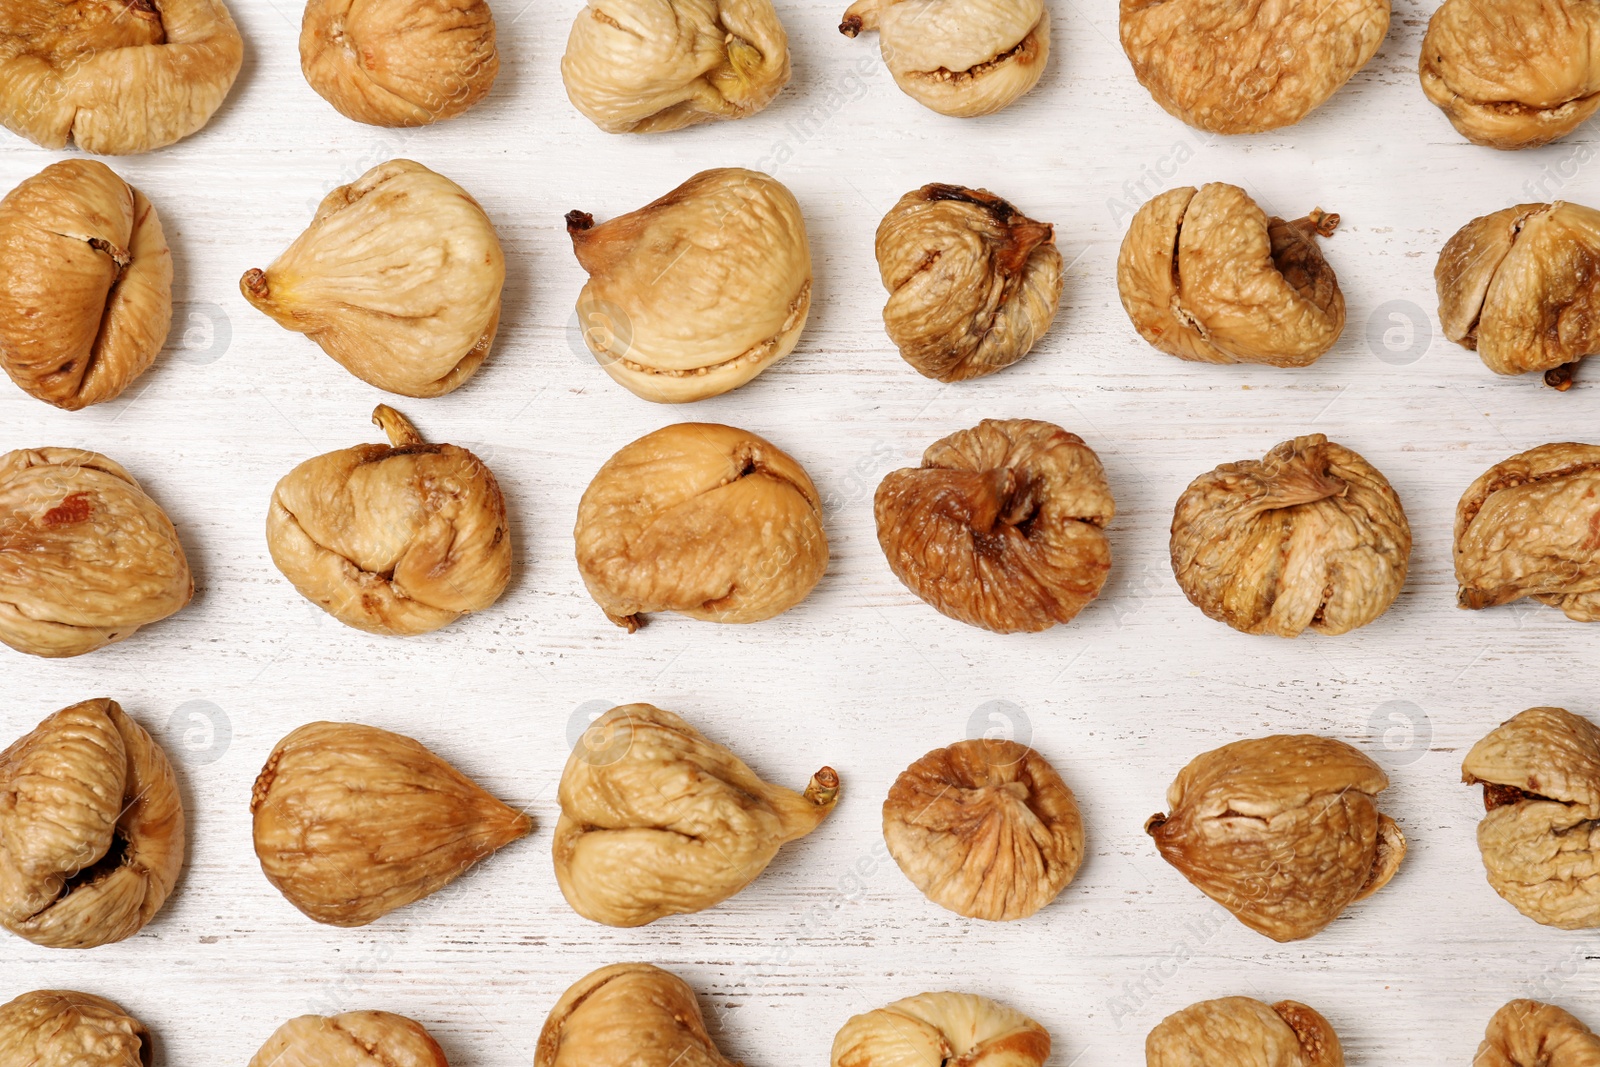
[874,419,1112,633]
[883,739,1082,920]
[242,159,505,398]
[1478,1000,1600,1066]
[0,699,183,949]
[251,721,531,926]
[0,160,171,410]
[875,184,1062,382]
[301,0,498,127]
[1146,997,1344,1067]
[575,423,827,630]
[839,0,1048,117]
[831,991,1050,1067]
[1146,734,1405,941]
[554,703,838,926]
[1454,443,1600,619]
[267,405,510,636]
[0,448,192,658]
[0,0,243,154]
[1170,434,1411,637]
[249,1011,448,1067]
[562,0,789,133]
[0,990,150,1067]
[537,963,736,1067]
[566,168,810,402]
[1437,203,1600,385]
[1119,184,1345,367]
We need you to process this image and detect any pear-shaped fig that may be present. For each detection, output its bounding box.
[1146,997,1344,1067]
[537,963,736,1067]
[1478,1000,1600,1066]
[249,1010,449,1067]
[831,991,1050,1067]
[0,990,151,1067]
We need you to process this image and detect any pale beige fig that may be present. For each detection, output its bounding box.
[875,184,1062,382]
[554,703,839,926]
[0,990,150,1067]
[0,448,192,658]
[1120,0,1387,134]
[1171,435,1411,637]
[1462,707,1600,929]
[242,159,505,398]
[839,0,1048,117]
[0,0,243,154]
[1477,1000,1600,1066]
[883,739,1082,921]
[0,160,171,410]
[267,405,511,636]
[248,1011,449,1067]
[831,991,1050,1067]
[1421,0,1600,151]
[562,0,789,133]
[0,699,183,949]
[1118,184,1345,367]
[1455,443,1600,619]
[537,963,736,1067]
[1146,997,1344,1067]
[1437,203,1600,387]
[575,423,828,630]
[1146,734,1405,941]
[566,168,810,402]
[875,419,1113,633]
[251,721,531,926]
[301,0,498,127]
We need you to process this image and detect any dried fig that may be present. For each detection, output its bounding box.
[248,1011,448,1067]
[242,159,505,398]
[574,422,828,630]
[831,991,1050,1067]
[301,0,498,127]
[1477,1000,1600,1066]
[883,739,1082,920]
[562,0,789,133]
[250,721,531,926]
[838,0,1048,117]
[1146,734,1405,941]
[874,418,1113,633]
[0,448,192,659]
[554,703,839,926]
[536,963,736,1067]
[1454,443,1600,620]
[566,168,810,402]
[0,990,150,1067]
[1146,997,1344,1067]
[0,699,183,949]
[1437,202,1600,385]
[267,405,511,636]
[1118,184,1345,367]
[0,0,243,154]
[1170,434,1411,637]
[875,184,1062,382]
[0,160,171,410]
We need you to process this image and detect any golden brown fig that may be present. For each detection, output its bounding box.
[536,963,736,1067]
[248,1011,449,1067]
[1454,443,1600,620]
[831,991,1050,1067]
[1170,434,1411,637]
[0,448,192,659]
[574,423,828,630]
[242,159,505,398]
[839,0,1048,118]
[554,703,839,926]
[0,160,171,410]
[874,418,1113,634]
[301,0,498,127]
[1477,1000,1600,1066]
[0,699,183,949]
[0,990,151,1067]
[883,739,1082,921]
[0,0,243,154]
[1118,184,1345,367]
[266,405,511,636]
[566,168,810,402]
[250,721,531,926]
[875,184,1062,382]
[1146,997,1344,1067]
[562,0,789,133]
[1146,734,1405,942]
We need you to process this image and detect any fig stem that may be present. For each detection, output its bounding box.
[839,13,863,34]
[804,766,840,808]
[372,405,425,447]
[240,268,269,301]
[565,210,594,233]
[1545,362,1577,391]
[1292,209,1340,239]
